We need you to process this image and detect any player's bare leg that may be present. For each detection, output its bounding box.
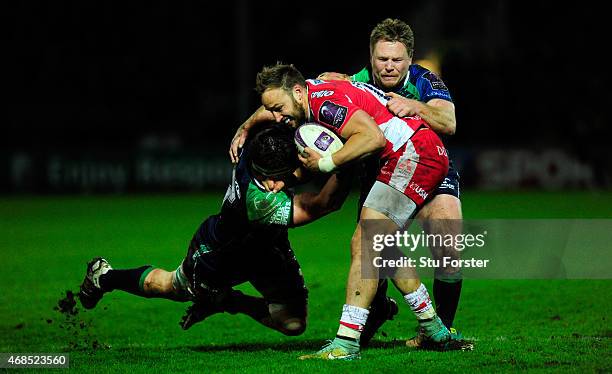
[360,209,452,346]
[188,292,306,336]
[142,269,186,299]
[300,208,385,360]
[346,221,381,308]
[301,206,459,360]
[78,258,305,335]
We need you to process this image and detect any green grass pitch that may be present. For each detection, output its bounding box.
[1,191,611,372]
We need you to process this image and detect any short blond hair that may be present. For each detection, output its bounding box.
[370,18,415,58]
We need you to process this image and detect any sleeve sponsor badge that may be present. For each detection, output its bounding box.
[318,100,348,129]
[423,71,449,91]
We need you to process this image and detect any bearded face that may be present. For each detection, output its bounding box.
[261,87,308,128]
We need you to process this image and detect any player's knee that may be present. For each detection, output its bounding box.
[419,195,462,221]
[269,302,307,335]
[143,269,174,294]
[279,318,306,336]
[142,269,156,290]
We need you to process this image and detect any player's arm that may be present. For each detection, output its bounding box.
[299,110,386,173]
[385,93,456,135]
[318,66,370,82]
[292,172,352,227]
[229,105,276,163]
[420,98,456,135]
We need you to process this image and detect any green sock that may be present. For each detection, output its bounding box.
[99,265,154,297]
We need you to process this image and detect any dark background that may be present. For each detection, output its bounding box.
[4,1,610,193]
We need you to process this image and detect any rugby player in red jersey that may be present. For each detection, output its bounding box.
[251,63,471,360]
[317,18,465,348]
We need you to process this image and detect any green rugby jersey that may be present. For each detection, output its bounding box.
[198,143,294,251]
[352,64,452,103]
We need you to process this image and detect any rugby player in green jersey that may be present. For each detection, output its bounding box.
[78,125,351,337]
[318,18,465,349]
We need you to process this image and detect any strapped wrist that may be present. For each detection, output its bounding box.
[318,155,337,173]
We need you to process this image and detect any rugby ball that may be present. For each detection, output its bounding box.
[294,123,343,157]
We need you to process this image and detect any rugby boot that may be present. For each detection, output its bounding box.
[299,338,361,361]
[79,257,112,309]
[360,296,399,347]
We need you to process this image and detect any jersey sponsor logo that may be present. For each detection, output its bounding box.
[268,203,291,225]
[311,90,334,99]
[318,100,348,129]
[437,146,448,157]
[422,71,448,91]
[253,192,291,225]
[440,177,456,190]
[409,181,429,200]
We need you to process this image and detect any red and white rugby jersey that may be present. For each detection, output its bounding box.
[306,79,429,159]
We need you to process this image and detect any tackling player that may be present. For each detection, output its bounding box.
[78,125,351,336]
[318,18,464,347]
[252,63,471,360]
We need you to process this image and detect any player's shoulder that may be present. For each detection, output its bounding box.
[409,63,431,75]
[307,79,355,99]
[245,181,292,226]
[307,78,335,88]
[307,78,351,89]
[409,64,448,90]
[409,64,436,82]
[234,143,256,185]
[351,67,372,83]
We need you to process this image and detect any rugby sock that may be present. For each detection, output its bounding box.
[433,278,462,329]
[99,265,153,297]
[404,282,452,340]
[336,304,369,344]
[403,283,436,321]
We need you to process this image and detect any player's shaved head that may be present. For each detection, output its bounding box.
[370,18,414,58]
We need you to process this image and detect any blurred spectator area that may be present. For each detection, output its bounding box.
[4,1,610,192]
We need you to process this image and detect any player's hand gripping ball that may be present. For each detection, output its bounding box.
[294,123,343,157]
